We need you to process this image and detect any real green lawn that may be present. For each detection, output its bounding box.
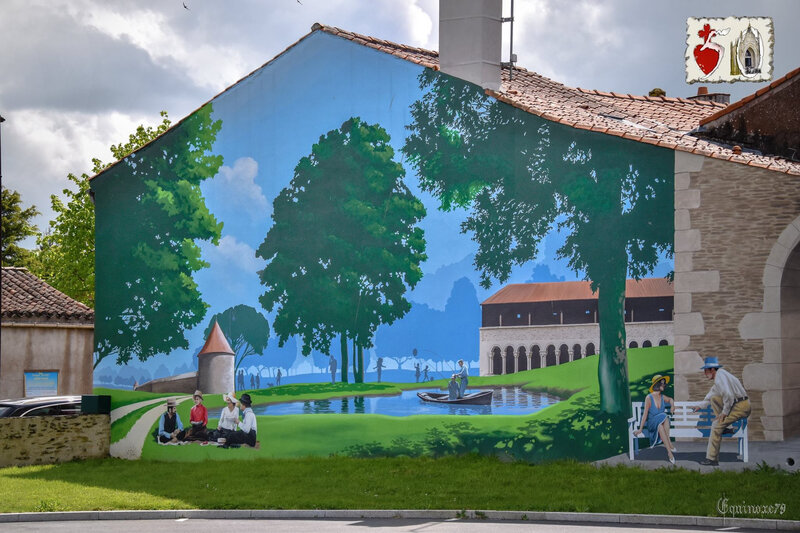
[0,456,797,519]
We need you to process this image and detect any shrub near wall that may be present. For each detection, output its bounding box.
[0,415,110,467]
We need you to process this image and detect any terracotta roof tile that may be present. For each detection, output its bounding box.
[1,267,93,323]
[198,321,235,356]
[90,24,800,184]
[482,278,673,305]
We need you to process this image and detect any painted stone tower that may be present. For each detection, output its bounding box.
[197,321,235,394]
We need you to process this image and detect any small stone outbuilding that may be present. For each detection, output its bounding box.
[0,267,94,399]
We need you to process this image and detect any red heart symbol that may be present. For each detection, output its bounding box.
[694,45,719,75]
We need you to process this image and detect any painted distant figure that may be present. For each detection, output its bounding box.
[454,359,468,398]
[255,372,261,389]
[414,363,421,383]
[423,365,429,382]
[447,376,459,400]
[276,368,282,386]
[374,357,384,382]
[250,373,255,389]
[237,370,245,391]
[329,355,338,383]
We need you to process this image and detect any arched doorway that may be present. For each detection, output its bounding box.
[659,339,669,346]
[779,241,800,437]
[642,340,652,348]
[492,347,502,375]
[573,344,582,360]
[586,343,596,356]
[629,341,639,348]
[546,345,557,367]
[517,346,528,372]
[558,344,570,364]
[505,346,515,374]
[531,345,541,369]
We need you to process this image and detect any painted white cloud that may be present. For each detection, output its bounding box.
[214,157,269,221]
[201,235,266,274]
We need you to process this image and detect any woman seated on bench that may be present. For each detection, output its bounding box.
[633,374,676,464]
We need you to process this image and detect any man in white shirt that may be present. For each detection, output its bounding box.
[692,357,750,466]
[224,393,258,448]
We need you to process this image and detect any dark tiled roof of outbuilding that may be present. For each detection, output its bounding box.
[316,23,800,176]
[1,267,94,324]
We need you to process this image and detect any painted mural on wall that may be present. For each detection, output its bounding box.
[91,30,675,462]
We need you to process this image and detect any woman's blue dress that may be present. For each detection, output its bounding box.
[643,393,670,447]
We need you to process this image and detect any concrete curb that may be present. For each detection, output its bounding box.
[0,509,798,529]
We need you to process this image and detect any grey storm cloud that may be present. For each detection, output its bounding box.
[0,3,205,113]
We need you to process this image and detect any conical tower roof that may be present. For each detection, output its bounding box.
[197,320,235,356]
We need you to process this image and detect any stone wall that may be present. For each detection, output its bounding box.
[0,414,110,467]
[0,324,94,399]
[673,152,800,440]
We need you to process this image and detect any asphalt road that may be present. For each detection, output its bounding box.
[0,518,770,532]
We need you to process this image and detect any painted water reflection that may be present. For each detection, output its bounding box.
[208,387,559,418]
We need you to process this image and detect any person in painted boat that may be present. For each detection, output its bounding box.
[223,393,257,448]
[447,376,460,400]
[207,392,239,442]
[691,357,750,467]
[183,390,209,441]
[453,359,468,398]
[157,399,186,444]
[633,374,676,464]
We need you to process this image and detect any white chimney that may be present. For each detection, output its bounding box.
[439,0,503,91]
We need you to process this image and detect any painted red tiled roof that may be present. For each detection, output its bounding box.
[482,278,673,305]
[700,67,800,126]
[1,267,94,323]
[198,320,235,356]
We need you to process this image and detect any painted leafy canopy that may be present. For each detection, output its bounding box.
[257,117,427,380]
[93,105,223,367]
[402,71,673,415]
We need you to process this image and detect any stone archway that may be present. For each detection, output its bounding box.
[741,216,800,440]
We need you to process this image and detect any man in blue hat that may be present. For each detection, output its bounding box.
[691,357,750,466]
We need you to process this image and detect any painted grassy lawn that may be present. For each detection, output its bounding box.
[137,347,672,462]
[95,388,180,411]
[1,455,796,518]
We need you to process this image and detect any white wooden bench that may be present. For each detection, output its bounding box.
[627,400,748,462]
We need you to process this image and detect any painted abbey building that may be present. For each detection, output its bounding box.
[479,278,673,376]
[89,0,799,446]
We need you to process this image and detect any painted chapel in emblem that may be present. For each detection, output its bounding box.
[686,17,773,83]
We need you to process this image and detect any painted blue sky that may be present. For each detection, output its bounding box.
[94,31,671,380]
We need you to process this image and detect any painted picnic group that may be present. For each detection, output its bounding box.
[157,390,258,448]
[633,356,750,466]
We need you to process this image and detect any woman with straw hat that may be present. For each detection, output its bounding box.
[633,374,676,464]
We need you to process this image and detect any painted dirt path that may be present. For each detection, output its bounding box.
[110,396,191,460]
[110,396,183,423]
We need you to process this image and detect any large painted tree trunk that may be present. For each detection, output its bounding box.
[597,273,631,417]
[340,335,349,383]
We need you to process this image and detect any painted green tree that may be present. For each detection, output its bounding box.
[93,104,223,368]
[257,117,427,383]
[204,305,270,373]
[403,71,673,416]
[34,112,172,307]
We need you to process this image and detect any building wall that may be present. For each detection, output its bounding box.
[673,152,800,441]
[0,414,109,467]
[479,321,673,375]
[0,324,93,399]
